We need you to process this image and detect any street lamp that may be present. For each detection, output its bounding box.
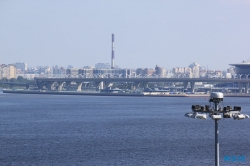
[184,92,249,166]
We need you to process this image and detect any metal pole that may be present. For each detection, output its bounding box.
[111,34,115,69]
[215,102,219,166]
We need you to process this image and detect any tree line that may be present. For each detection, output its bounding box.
[0,76,35,88]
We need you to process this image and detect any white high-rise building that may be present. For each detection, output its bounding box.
[189,62,200,78]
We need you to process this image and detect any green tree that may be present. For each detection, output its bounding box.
[17,76,25,83]
[1,77,8,82]
[9,78,17,82]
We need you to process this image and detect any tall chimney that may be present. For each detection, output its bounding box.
[111,34,115,69]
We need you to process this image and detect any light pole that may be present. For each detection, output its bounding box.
[184,92,249,166]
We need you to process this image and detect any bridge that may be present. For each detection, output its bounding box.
[34,77,250,93]
[0,81,36,89]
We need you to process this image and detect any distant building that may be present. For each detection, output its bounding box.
[35,66,52,75]
[173,67,184,74]
[16,74,40,80]
[52,66,67,75]
[44,67,52,75]
[93,69,131,78]
[155,65,165,77]
[136,68,144,75]
[0,64,16,79]
[136,68,155,76]
[227,67,235,75]
[66,68,79,76]
[83,66,94,69]
[95,63,111,69]
[52,65,60,75]
[78,68,93,76]
[172,67,191,74]
[16,69,25,74]
[15,62,27,71]
[145,68,155,76]
[214,70,222,76]
[199,70,207,78]
[224,73,232,78]
[172,62,200,78]
[172,67,192,78]
[230,60,250,78]
[189,62,200,78]
[60,67,67,75]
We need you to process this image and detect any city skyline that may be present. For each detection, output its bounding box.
[1,61,233,71]
[1,1,250,70]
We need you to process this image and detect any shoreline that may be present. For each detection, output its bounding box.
[3,89,250,97]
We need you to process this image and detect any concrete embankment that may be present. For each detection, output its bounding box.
[3,89,189,97]
[3,89,250,97]
[3,89,144,97]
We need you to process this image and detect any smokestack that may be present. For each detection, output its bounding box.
[111,34,115,69]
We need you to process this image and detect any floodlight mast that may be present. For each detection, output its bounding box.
[210,93,222,166]
[185,92,249,166]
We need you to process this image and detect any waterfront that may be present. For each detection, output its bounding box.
[0,92,250,165]
[4,89,250,98]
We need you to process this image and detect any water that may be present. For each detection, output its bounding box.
[0,93,250,166]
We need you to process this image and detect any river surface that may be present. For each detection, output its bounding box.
[0,92,249,166]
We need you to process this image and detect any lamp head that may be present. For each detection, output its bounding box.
[209,92,223,103]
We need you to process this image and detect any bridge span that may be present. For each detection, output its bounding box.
[0,82,36,89]
[34,77,250,93]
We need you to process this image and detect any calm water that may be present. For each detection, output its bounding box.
[0,92,250,166]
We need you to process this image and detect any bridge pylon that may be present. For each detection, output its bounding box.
[57,81,65,91]
[76,82,83,91]
[244,83,249,93]
[239,82,243,93]
[190,82,195,93]
[183,82,188,90]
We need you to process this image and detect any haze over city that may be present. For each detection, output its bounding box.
[2,1,250,166]
[1,0,250,70]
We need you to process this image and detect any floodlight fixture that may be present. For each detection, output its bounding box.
[223,106,232,112]
[211,115,222,120]
[233,113,249,120]
[233,114,245,120]
[184,92,249,166]
[205,105,210,111]
[184,112,194,118]
[195,113,207,120]
[234,106,241,111]
[223,112,232,118]
[191,105,201,112]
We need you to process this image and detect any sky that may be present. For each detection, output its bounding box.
[0,0,250,70]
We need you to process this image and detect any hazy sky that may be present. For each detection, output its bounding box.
[1,0,250,70]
